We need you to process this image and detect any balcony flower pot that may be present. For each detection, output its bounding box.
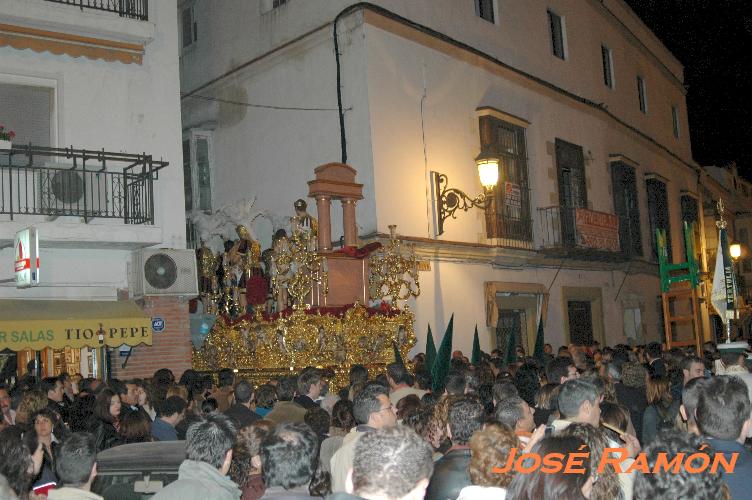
[0,140,11,150]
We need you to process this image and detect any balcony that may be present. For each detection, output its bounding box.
[538,206,629,262]
[0,144,166,224]
[44,0,149,21]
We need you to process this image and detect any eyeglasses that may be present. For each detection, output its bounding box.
[377,404,395,413]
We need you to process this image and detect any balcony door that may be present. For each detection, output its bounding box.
[611,162,642,256]
[555,139,587,246]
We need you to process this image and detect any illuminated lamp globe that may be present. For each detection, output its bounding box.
[475,153,499,190]
[730,243,742,260]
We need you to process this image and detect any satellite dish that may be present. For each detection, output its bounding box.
[144,253,178,290]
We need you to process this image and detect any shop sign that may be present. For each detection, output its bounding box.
[15,227,39,288]
[575,208,620,252]
[152,318,165,333]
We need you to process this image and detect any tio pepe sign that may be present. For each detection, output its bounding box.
[15,227,39,288]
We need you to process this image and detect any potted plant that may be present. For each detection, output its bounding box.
[0,125,16,150]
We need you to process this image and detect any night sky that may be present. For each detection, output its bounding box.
[625,0,751,175]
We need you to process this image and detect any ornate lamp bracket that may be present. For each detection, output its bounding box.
[434,172,491,236]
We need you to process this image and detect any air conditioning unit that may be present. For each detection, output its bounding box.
[131,248,198,298]
[37,164,108,217]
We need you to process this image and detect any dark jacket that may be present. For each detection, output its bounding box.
[88,418,122,452]
[293,395,319,410]
[425,446,471,500]
[706,438,752,500]
[224,403,261,429]
[642,400,680,446]
[151,417,178,441]
[614,382,648,442]
[647,358,666,377]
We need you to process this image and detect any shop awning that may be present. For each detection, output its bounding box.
[0,300,152,351]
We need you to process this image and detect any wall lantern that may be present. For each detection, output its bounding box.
[730,243,742,260]
[433,151,500,235]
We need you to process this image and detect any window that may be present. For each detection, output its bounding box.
[611,162,642,256]
[637,76,648,113]
[181,5,197,48]
[183,130,213,213]
[555,139,587,247]
[0,82,54,166]
[475,0,495,23]
[680,194,700,262]
[672,105,680,138]
[479,115,532,245]
[273,0,288,7]
[738,228,751,273]
[548,10,566,59]
[646,177,671,261]
[601,45,614,88]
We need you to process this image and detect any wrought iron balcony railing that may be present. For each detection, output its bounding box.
[538,205,629,261]
[0,145,167,224]
[44,0,149,21]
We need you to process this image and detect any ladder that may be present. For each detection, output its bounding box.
[657,222,702,355]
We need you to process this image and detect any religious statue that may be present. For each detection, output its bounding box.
[291,199,318,250]
[227,225,262,313]
[196,240,219,313]
[317,326,326,352]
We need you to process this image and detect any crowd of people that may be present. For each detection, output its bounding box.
[0,339,751,499]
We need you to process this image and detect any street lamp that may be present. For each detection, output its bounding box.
[434,151,500,235]
[730,243,742,260]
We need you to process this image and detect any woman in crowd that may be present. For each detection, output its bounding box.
[642,374,679,445]
[563,423,623,500]
[201,397,219,416]
[119,409,153,444]
[254,384,277,417]
[229,420,274,500]
[506,436,595,500]
[319,400,355,473]
[533,383,559,427]
[0,427,40,500]
[88,387,123,452]
[23,409,59,493]
[14,391,48,432]
[457,423,518,499]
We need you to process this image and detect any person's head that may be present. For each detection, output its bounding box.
[157,396,187,426]
[546,357,578,385]
[255,384,277,410]
[697,375,752,442]
[599,401,630,442]
[494,396,535,433]
[719,349,745,369]
[260,422,318,490]
[468,424,518,488]
[349,425,434,500]
[15,390,47,426]
[395,394,422,421]
[562,423,621,500]
[679,377,707,435]
[680,356,705,385]
[201,397,219,416]
[506,436,593,500]
[646,375,672,407]
[0,385,10,414]
[633,429,728,500]
[41,376,64,403]
[414,369,432,391]
[218,368,235,388]
[558,379,602,426]
[544,343,553,355]
[447,396,484,445]
[94,388,121,423]
[153,368,175,386]
[30,408,56,440]
[0,427,33,497]
[620,361,647,388]
[275,376,297,402]
[297,368,323,399]
[444,370,468,395]
[120,380,140,407]
[646,342,662,362]
[349,365,369,387]
[55,432,97,490]
[331,399,355,430]
[120,410,153,444]
[186,414,237,475]
[353,383,396,429]
[229,420,275,487]
[304,406,331,441]
[514,362,541,407]
[386,362,412,389]
[535,383,560,411]
[234,380,255,407]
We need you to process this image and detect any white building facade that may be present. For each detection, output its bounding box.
[0,0,190,379]
[180,0,702,355]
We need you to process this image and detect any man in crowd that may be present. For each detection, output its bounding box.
[42,376,69,423]
[224,380,261,429]
[494,395,535,444]
[259,423,318,499]
[645,342,665,377]
[47,432,102,500]
[212,368,235,413]
[491,380,518,407]
[696,375,752,499]
[386,362,426,406]
[671,355,705,402]
[678,377,706,436]
[425,396,484,500]
[266,376,307,425]
[329,426,434,500]
[443,370,469,395]
[331,383,397,492]
[546,357,578,386]
[551,378,603,432]
[153,414,241,500]
[294,368,324,410]
[151,396,186,442]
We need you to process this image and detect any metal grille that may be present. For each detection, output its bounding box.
[44,0,149,21]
